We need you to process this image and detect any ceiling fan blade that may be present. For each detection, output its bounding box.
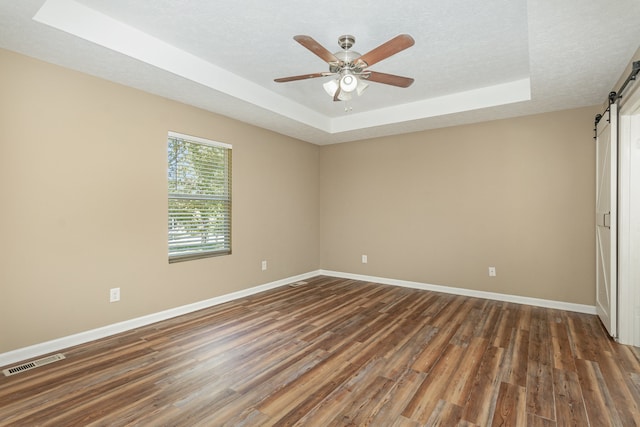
[354,34,415,68]
[363,71,414,88]
[274,72,332,83]
[293,35,340,64]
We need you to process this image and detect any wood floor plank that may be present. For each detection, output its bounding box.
[410,320,461,373]
[549,317,576,372]
[491,382,527,427]
[528,308,552,366]
[525,360,555,420]
[423,399,464,426]
[461,344,504,425]
[553,368,588,427]
[390,415,422,427]
[567,312,613,361]
[256,343,361,417]
[1,276,639,426]
[441,337,488,406]
[401,343,467,423]
[430,296,470,328]
[575,358,624,427]
[615,343,640,374]
[383,321,438,381]
[490,307,518,349]
[500,328,529,388]
[595,351,640,425]
[450,304,485,346]
[515,303,533,332]
[327,374,395,426]
[473,301,502,341]
[288,357,390,426]
[365,368,427,425]
[526,414,556,427]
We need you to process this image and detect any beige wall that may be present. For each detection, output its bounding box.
[0,49,319,353]
[0,47,602,355]
[319,107,599,305]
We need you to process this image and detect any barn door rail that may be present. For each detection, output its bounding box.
[594,60,640,139]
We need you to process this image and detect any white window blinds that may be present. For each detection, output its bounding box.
[168,132,232,262]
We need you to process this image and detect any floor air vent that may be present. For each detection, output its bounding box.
[3,353,65,377]
[289,281,308,287]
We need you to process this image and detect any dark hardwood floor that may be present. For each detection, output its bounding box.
[1,276,639,426]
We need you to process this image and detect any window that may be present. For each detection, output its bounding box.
[167,131,232,262]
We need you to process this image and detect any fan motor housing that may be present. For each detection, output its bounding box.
[330,35,365,74]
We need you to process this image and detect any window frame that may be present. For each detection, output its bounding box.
[167,131,232,263]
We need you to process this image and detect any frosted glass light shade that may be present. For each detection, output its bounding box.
[323,79,339,97]
[340,74,358,92]
[356,80,369,96]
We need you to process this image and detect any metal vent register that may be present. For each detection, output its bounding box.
[3,353,65,376]
[289,281,308,288]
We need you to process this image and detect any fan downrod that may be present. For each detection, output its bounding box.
[338,35,355,50]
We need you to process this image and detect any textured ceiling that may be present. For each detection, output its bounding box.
[1,0,639,145]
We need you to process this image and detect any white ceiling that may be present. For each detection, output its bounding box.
[1,0,639,145]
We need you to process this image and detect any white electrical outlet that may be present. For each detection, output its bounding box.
[488,267,496,277]
[261,260,267,271]
[109,287,120,302]
[362,254,368,264]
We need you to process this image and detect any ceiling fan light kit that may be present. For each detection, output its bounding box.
[322,79,369,104]
[275,34,415,106]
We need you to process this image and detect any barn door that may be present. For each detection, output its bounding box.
[595,104,617,337]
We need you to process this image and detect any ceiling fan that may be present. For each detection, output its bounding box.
[274,34,415,103]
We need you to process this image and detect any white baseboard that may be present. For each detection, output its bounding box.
[319,270,597,315]
[0,270,322,368]
[1,269,596,368]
